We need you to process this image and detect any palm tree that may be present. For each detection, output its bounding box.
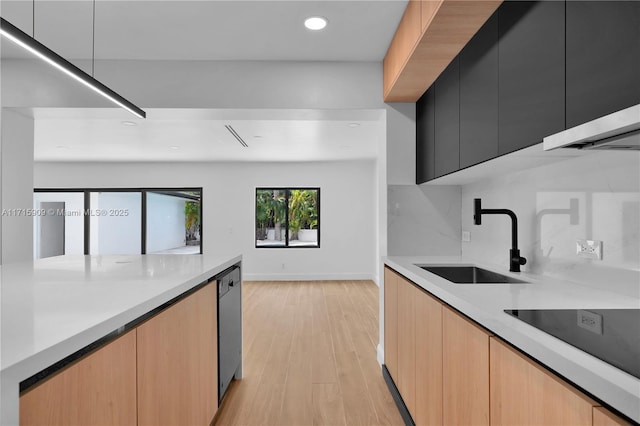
[288,190,318,239]
[256,189,286,241]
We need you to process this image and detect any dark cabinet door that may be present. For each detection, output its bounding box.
[498,1,565,155]
[566,1,640,128]
[434,57,460,178]
[459,12,499,169]
[416,86,435,184]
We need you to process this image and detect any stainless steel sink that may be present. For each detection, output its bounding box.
[417,265,528,284]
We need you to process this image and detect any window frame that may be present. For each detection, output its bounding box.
[34,187,203,255]
[254,187,321,249]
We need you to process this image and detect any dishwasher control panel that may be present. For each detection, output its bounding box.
[218,266,240,298]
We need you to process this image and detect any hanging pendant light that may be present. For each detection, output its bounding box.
[0,17,146,118]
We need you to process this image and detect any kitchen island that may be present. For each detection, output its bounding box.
[0,253,241,425]
[384,256,639,424]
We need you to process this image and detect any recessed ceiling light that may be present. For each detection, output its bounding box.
[254,135,263,139]
[169,146,180,150]
[304,16,328,31]
[55,145,68,149]
[348,122,360,128]
[122,121,137,126]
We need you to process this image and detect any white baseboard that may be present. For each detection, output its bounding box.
[377,343,384,366]
[242,273,375,281]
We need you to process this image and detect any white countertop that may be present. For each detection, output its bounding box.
[384,256,640,423]
[0,253,241,425]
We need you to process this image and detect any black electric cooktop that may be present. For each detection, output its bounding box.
[504,309,640,379]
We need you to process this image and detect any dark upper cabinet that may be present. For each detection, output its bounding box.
[434,57,460,178]
[498,1,565,155]
[416,86,435,184]
[566,1,640,128]
[459,12,499,169]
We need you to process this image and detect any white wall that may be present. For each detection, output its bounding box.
[34,160,377,281]
[1,109,34,264]
[386,103,416,185]
[461,151,640,294]
[147,193,187,253]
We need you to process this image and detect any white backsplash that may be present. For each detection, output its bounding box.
[461,151,640,294]
[388,185,461,256]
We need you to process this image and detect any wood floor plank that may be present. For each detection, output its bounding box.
[312,383,347,426]
[311,330,338,384]
[334,349,380,426]
[213,280,402,426]
[280,351,313,426]
[245,383,286,425]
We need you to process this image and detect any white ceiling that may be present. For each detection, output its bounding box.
[2,1,404,162]
[32,108,384,162]
[1,0,407,61]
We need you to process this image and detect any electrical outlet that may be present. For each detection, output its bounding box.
[576,239,603,260]
[577,310,603,335]
[462,231,471,242]
[281,263,286,269]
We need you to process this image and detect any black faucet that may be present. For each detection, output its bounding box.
[473,198,527,272]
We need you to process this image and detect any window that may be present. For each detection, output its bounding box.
[33,188,202,258]
[255,188,320,248]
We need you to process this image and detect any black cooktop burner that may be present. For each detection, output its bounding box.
[504,309,640,379]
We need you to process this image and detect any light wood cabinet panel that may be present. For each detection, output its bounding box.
[383,0,423,99]
[397,274,417,417]
[443,307,490,426]
[490,337,595,426]
[420,1,441,32]
[384,267,399,381]
[414,288,443,426]
[137,283,218,426]
[20,331,137,426]
[593,407,631,426]
[383,0,501,102]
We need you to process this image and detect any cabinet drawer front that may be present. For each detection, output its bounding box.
[20,331,137,426]
[443,307,490,426]
[490,338,595,426]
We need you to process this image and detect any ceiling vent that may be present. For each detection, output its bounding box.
[224,125,248,148]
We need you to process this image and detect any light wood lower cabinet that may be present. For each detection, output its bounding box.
[397,273,417,416]
[385,267,444,424]
[137,283,218,426]
[490,337,596,425]
[384,267,399,381]
[593,407,631,426]
[381,267,632,426]
[443,307,491,426]
[414,286,443,426]
[20,330,137,426]
[20,281,219,426]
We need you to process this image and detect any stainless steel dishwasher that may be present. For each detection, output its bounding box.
[217,265,242,402]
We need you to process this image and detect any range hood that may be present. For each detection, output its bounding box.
[543,104,640,151]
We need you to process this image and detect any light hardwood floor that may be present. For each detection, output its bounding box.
[213,280,404,426]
